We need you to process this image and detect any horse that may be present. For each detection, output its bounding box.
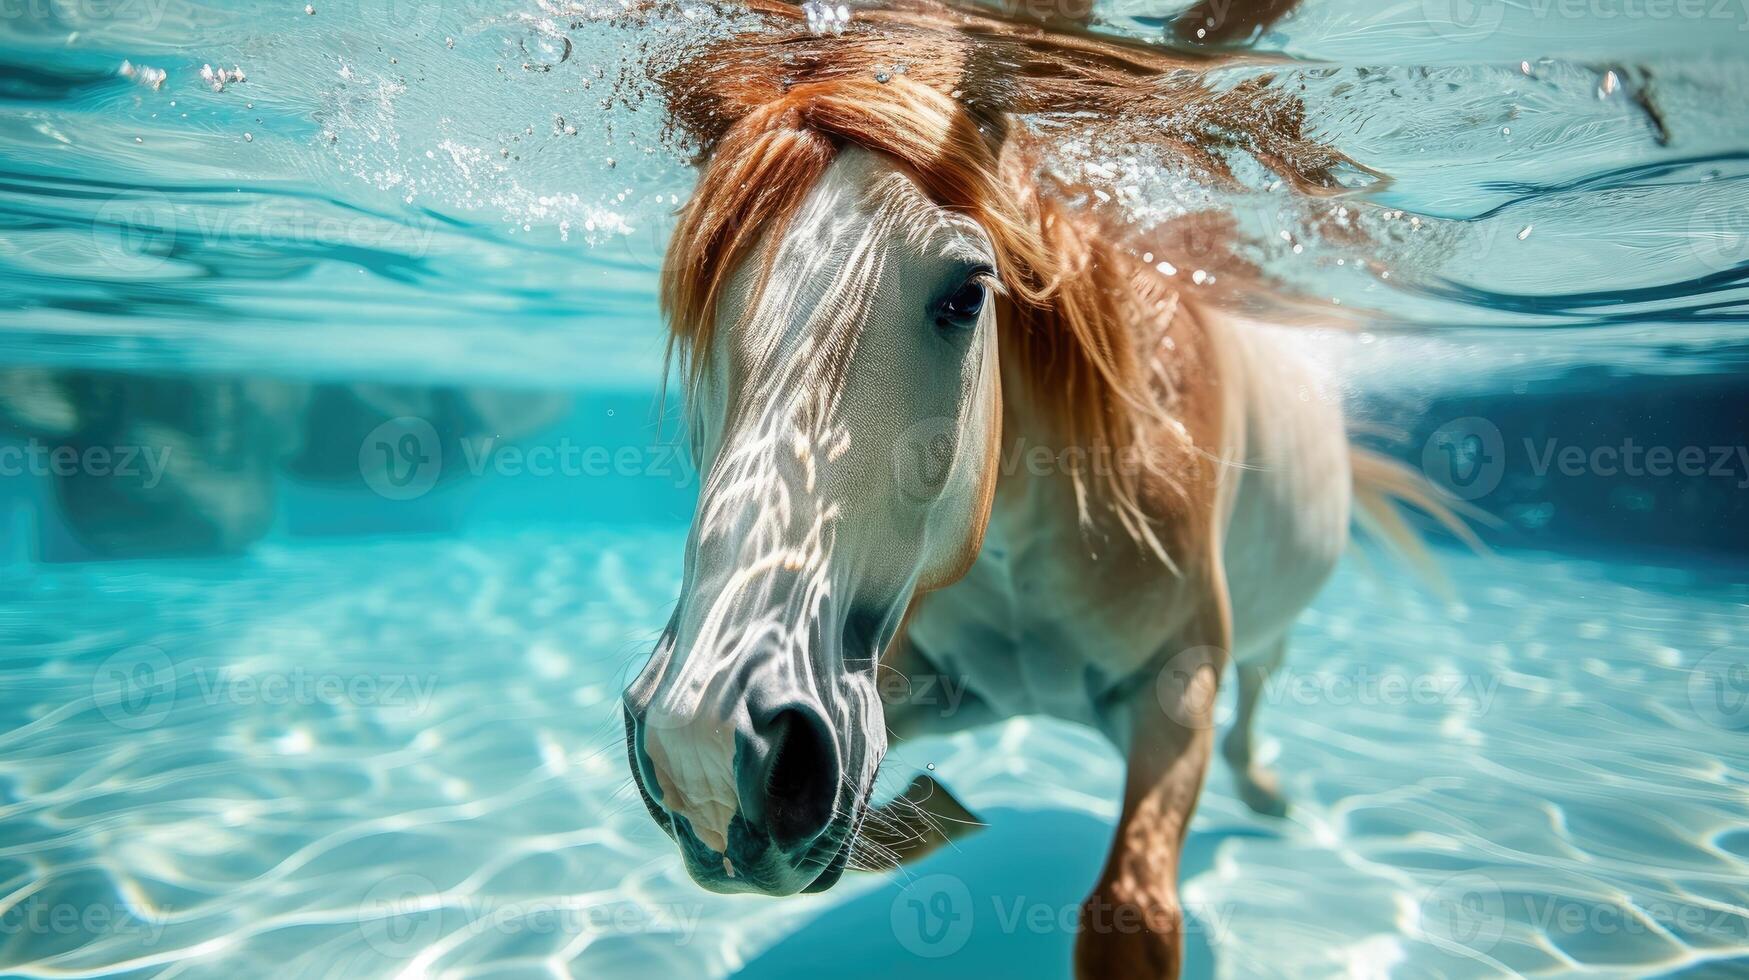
[619,3,1474,974]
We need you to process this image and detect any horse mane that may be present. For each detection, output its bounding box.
[652,0,1368,554]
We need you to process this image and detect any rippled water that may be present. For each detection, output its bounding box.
[3,1,1748,977]
[2,536,1745,977]
[2,0,1746,384]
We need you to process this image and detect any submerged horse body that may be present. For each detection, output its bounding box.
[622,4,1465,974]
[900,279,1351,783]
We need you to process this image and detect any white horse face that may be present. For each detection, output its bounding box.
[624,147,1002,895]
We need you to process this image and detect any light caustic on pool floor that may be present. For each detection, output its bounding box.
[0,533,1745,978]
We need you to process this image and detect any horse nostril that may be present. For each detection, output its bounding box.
[753,705,840,848]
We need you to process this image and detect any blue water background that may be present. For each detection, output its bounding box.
[1,2,1747,978]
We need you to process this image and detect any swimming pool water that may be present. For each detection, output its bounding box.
[2,532,1744,977]
[2,1,1748,977]
[2,0,1747,386]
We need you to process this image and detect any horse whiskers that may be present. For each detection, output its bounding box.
[829,778,969,873]
[843,822,905,873]
[885,797,957,844]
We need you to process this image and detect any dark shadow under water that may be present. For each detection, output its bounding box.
[736,805,1281,979]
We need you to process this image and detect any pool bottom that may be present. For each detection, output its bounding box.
[0,529,1744,978]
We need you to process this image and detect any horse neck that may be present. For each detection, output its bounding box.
[989,244,1233,551]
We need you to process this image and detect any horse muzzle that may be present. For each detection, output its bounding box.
[622,684,866,896]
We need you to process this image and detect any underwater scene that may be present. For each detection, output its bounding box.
[0,1,1746,978]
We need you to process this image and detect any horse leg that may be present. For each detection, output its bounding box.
[1223,635,1289,817]
[858,629,992,867]
[1076,597,1231,980]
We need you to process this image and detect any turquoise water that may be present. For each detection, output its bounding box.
[3,538,1746,976]
[2,2,1748,978]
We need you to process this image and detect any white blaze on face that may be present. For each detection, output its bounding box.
[639,147,1003,856]
[643,704,738,852]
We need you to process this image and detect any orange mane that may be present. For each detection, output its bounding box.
[652,0,1364,549]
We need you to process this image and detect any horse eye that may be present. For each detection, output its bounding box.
[938,275,988,327]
